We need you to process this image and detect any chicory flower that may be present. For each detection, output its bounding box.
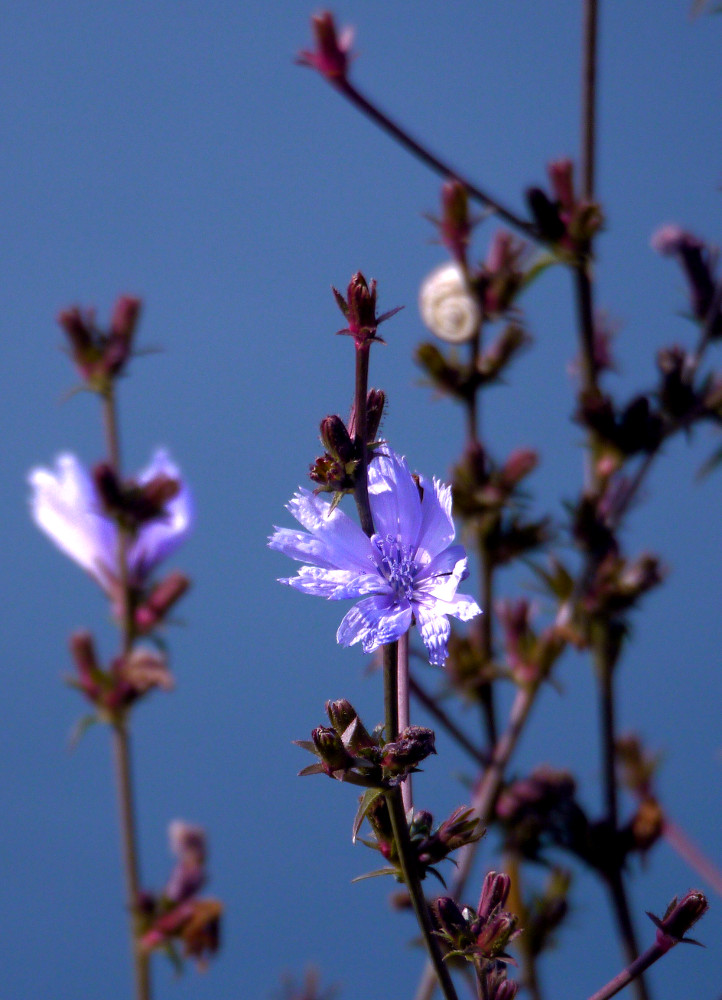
[269,450,481,665]
[28,449,191,593]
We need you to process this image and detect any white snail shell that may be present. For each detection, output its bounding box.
[419,262,481,344]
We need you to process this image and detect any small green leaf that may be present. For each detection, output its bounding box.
[352,788,382,843]
[68,713,100,750]
[351,866,399,883]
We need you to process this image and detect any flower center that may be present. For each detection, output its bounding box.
[373,533,418,600]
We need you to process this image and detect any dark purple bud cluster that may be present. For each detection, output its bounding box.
[309,390,386,500]
[526,158,603,252]
[296,699,436,787]
[496,767,590,862]
[93,462,180,534]
[69,632,173,719]
[431,871,520,978]
[58,296,141,389]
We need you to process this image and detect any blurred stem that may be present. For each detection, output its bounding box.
[102,387,150,1000]
[662,819,722,898]
[505,853,543,1000]
[414,683,539,1000]
[586,936,673,1000]
[336,78,536,239]
[409,673,489,768]
[576,4,648,997]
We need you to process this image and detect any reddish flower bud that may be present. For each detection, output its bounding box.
[333,272,402,349]
[439,180,473,266]
[298,12,353,82]
[104,296,141,375]
[312,726,354,776]
[135,571,190,633]
[548,158,575,213]
[477,870,511,920]
[650,890,709,951]
[69,630,103,701]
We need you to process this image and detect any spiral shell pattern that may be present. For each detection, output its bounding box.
[419,262,481,344]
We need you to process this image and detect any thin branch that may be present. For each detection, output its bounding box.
[334,79,536,239]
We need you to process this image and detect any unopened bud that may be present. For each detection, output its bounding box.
[477,870,511,920]
[320,416,354,464]
[651,890,709,950]
[135,572,190,633]
[382,726,436,774]
[298,12,353,81]
[526,187,565,243]
[312,726,354,775]
[104,296,141,375]
[365,388,386,441]
[93,462,125,513]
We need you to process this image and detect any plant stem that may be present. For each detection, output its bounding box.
[335,79,535,239]
[386,786,460,1000]
[585,937,673,1000]
[398,631,413,813]
[662,819,722,898]
[413,684,539,1000]
[352,344,374,536]
[102,387,150,1000]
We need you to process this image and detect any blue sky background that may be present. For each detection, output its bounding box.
[1,2,721,997]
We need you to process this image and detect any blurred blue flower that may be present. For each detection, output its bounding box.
[269,450,480,665]
[28,449,192,593]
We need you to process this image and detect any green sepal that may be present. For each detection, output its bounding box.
[350,866,399,883]
[352,788,382,843]
[68,713,100,749]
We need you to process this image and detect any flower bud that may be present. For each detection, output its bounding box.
[297,12,353,81]
[69,630,103,701]
[135,572,190,633]
[419,262,481,344]
[651,224,720,330]
[650,890,709,951]
[365,388,386,442]
[312,726,354,776]
[104,296,141,375]
[325,698,357,733]
[439,180,473,265]
[319,416,354,464]
[477,871,511,920]
[381,726,436,774]
[526,187,565,243]
[333,272,401,348]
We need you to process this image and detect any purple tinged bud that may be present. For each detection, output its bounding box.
[651,224,718,323]
[57,307,94,373]
[135,571,190,634]
[381,726,436,774]
[654,890,709,950]
[298,12,353,82]
[548,158,575,213]
[320,416,354,464]
[326,698,358,733]
[432,895,466,934]
[477,870,511,920]
[104,296,141,375]
[439,180,473,265]
[333,272,402,349]
[526,187,565,243]
[365,388,386,442]
[69,630,102,699]
[312,726,354,775]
